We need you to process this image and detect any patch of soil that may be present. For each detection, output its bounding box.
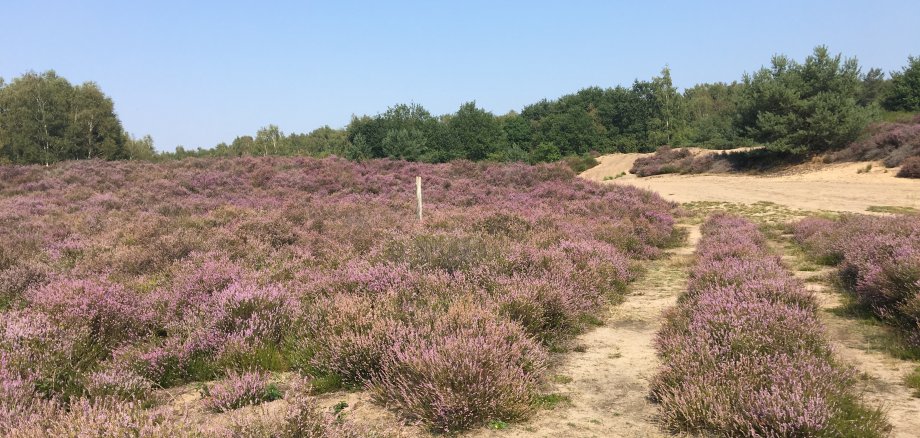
[583,154,919,214]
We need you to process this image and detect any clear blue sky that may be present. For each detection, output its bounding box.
[2,1,918,151]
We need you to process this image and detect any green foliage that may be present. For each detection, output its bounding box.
[449,101,506,160]
[562,153,600,173]
[6,49,917,166]
[307,373,344,394]
[534,393,571,409]
[0,70,127,164]
[684,82,747,148]
[382,127,427,161]
[884,55,920,111]
[487,420,509,430]
[124,134,157,161]
[906,366,920,397]
[737,46,875,154]
[346,103,439,161]
[529,142,561,163]
[332,400,349,415]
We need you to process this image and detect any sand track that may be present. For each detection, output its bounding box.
[581,153,919,213]
[781,256,920,438]
[471,225,700,438]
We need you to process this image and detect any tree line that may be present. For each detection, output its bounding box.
[0,71,157,164]
[3,47,920,165]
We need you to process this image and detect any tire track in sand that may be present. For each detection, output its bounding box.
[472,224,700,438]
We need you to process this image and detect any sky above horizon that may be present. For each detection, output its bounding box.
[2,1,919,152]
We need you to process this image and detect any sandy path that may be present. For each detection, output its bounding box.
[581,154,919,214]
[473,225,700,438]
[778,243,920,438]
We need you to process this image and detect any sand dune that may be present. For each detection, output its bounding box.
[582,152,919,213]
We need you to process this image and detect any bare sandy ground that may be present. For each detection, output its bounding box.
[581,152,920,213]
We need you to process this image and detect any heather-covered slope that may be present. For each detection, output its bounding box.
[0,157,680,435]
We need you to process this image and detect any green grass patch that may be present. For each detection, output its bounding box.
[602,171,627,181]
[828,293,920,361]
[534,393,572,410]
[866,205,918,215]
[824,393,890,437]
[487,419,509,430]
[879,110,919,123]
[552,374,573,384]
[307,373,344,394]
[906,366,920,397]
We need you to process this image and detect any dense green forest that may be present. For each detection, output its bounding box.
[2,47,919,165]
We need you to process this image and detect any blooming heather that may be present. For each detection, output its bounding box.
[794,213,920,347]
[203,370,279,412]
[0,157,680,432]
[371,301,547,432]
[652,213,888,437]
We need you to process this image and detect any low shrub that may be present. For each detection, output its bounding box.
[653,213,888,436]
[629,146,747,177]
[827,116,920,167]
[897,156,920,178]
[0,156,680,431]
[371,303,546,433]
[83,367,153,402]
[1,397,193,437]
[305,293,395,386]
[561,153,600,173]
[630,146,695,177]
[203,370,280,412]
[793,214,920,349]
[215,377,369,437]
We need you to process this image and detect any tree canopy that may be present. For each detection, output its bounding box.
[0,71,126,164]
[737,46,874,154]
[3,47,919,166]
[884,55,920,111]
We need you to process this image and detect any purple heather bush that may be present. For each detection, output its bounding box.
[653,213,888,437]
[630,146,695,177]
[215,376,368,438]
[793,213,920,348]
[897,156,920,178]
[203,370,280,413]
[83,367,154,402]
[0,156,681,432]
[2,398,194,438]
[827,115,920,172]
[371,301,546,433]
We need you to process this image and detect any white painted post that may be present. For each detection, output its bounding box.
[416,176,423,222]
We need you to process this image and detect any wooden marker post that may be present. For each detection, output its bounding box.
[416,176,423,222]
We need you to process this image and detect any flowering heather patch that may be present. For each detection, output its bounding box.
[653,213,888,436]
[203,370,280,412]
[0,156,679,432]
[215,377,369,438]
[1,395,193,438]
[793,214,920,347]
[84,367,153,402]
[371,301,546,432]
[827,115,920,171]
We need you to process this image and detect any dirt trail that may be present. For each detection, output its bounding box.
[778,243,920,438]
[473,225,700,438]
